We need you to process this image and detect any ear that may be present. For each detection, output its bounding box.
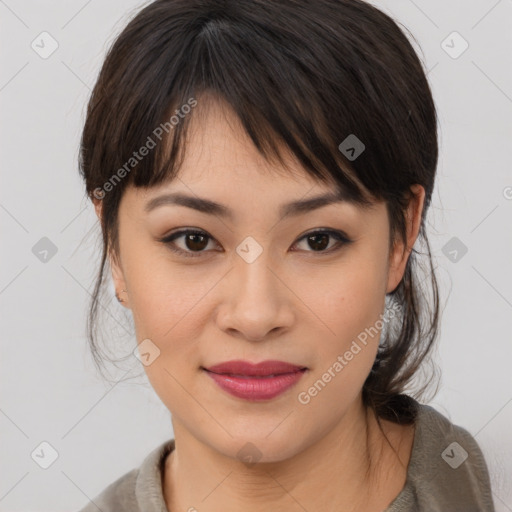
[386,184,426,294]
[93,198,131,308]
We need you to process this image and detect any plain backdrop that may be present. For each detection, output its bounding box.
[1,0,511,510]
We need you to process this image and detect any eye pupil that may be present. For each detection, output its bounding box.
[186,233,208,251]
[308,233,329,251]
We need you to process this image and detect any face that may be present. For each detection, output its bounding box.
[96,98,424,464]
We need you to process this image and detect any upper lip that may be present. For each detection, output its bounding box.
[203,360,307,377]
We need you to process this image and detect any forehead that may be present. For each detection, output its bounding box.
[177,96,319,186]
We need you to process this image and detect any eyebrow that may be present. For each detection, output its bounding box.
[144,189,356,220]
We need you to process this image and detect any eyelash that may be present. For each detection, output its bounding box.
[158,228,352,259]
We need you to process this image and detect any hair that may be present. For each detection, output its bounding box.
[79,0,441,426]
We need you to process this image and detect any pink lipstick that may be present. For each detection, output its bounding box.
[203,360,307,401]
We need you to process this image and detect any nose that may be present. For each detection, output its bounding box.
[214,252,295,342]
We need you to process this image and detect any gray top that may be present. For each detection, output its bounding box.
[77,401,495,512]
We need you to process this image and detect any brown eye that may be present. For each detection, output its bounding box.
[182,232,209,251]
[306,233,330,251]
[160,229,217,258]
[292,229,351,254]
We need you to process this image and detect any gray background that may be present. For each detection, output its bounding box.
[1,0,511,510]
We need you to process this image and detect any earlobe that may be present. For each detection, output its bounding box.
[109,252,130,309]
[93,198,103,223]
[386,184,426,294]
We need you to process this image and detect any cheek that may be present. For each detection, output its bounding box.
[124,251,220,408]
[122,238,210,335]
[293,251,387,388]
[294,252,387,350]
[293,260,386,422]
[120,241,223,398]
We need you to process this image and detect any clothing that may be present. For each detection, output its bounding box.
[77,399,495,512]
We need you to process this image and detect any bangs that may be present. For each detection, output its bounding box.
[135,87,374,210]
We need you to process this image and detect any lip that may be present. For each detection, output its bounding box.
[205,360,306,376]
[203,360,308,401]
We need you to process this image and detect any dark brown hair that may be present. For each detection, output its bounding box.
[79,0,440,424]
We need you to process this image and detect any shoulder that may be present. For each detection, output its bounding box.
[391,400,495,512]
[77,468,139,512]
[76,438,174,512]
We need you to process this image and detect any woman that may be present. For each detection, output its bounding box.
[77,0,495,510]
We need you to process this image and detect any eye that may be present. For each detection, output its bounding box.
[292,229,352,254]
[158,229,219,258]
[158,228,352,259]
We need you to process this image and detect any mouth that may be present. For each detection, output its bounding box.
[205,372,304,378]
[203,359,308,377]
[202,360,308,401]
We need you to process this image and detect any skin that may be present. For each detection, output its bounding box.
[94,97,425,512]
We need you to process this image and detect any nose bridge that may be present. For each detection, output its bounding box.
[234,233,275,283]
[234,240,280,309]
[217,238,292,339]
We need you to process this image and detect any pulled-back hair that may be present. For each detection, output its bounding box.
[79,0,440,424]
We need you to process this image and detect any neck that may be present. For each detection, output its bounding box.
[163,397,412,512]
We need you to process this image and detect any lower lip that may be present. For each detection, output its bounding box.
[204,369,307,401]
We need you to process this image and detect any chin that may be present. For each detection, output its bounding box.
[207,430,306,466]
